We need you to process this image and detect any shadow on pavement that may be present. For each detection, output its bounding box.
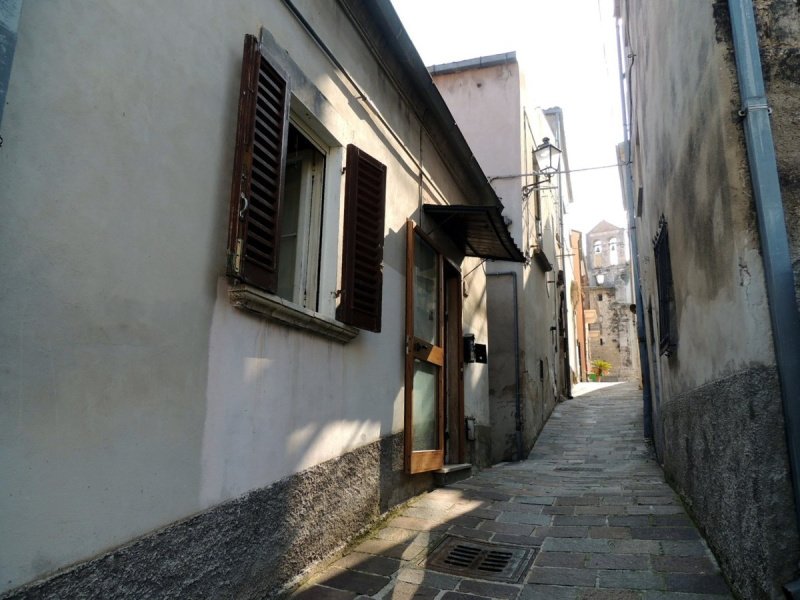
[285,383,731,600]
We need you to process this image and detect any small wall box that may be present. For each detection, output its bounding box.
[464,334,487,363]
[474,343,487,363]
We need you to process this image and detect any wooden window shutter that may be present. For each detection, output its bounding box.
[337,145,387,332]
[227,34,290,292]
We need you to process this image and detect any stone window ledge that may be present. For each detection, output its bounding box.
[229,284,359,344]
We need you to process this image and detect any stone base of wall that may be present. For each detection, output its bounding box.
[469,424,493,469]
[1,433,433,600]
[660,365,800,599]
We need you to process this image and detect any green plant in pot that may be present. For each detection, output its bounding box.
[591,359,612,382]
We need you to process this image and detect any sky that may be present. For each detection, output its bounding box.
[390,0,628,236]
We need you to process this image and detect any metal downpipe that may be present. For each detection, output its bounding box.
[487,271,524,461]
[728,1,800,594]
[0,0,23,128]
[614,17,654,440]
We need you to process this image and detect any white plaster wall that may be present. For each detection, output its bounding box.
[462,257,491,425]
[433,61,562,457]
[0,0,489,592]
[432,63,524,245]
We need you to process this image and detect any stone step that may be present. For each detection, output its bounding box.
[433,463,472,486]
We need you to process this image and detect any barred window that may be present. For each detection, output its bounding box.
[653,217,677,355]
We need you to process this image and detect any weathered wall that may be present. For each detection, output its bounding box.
[432,58,561,462]
[752,0,800,308]
[462,255,493,468]
[0,0,491,594]
[2,433,432,599]
[623,0,800,596]
[585,287,637,381]
[660,366,797,599]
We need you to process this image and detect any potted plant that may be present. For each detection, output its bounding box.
[591,359,612,382]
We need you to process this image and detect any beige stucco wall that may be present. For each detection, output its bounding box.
[433,58,562,461]
[0,0,491,592]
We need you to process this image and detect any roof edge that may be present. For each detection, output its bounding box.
[428,52,518,76]
[335,0,504,210]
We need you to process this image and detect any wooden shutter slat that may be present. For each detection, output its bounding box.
[257,69,284,96]
[254,104,283,135]
[337,145,387,333]
[247,203,278,226]
[226,34,289,292]
[245,245,273,263]
[246,215,276,239]
[249,180,279,207]
[251,159,280,187]
[257,82,285,110]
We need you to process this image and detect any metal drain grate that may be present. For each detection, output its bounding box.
[422,536,536,583]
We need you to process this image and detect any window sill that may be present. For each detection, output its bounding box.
[229,284,359,344]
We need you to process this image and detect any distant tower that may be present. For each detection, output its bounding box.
[583,221,640,381]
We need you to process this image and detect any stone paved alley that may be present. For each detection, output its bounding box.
[288,383,733,599]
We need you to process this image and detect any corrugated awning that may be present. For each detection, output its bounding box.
[424,204,525,262]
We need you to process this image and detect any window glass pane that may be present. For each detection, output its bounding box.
[277,123,326,309]
[414,236,438,345]
[277,160,301,301]
[412,359,438,451]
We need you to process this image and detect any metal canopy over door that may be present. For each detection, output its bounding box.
[405,221,446,474]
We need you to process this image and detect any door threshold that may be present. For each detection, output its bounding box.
[433,463,473,486]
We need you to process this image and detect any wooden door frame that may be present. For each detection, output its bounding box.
[404,220,446,474]
[444,262,465,464]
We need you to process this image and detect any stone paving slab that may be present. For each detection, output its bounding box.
[287,383,733,599]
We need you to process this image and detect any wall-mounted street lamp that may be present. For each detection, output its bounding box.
[534,137,562,178]
[521,137,563,199]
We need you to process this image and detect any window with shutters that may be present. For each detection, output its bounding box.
[227,34,387,340]
[276,122,326,309]
[653,216,677,356]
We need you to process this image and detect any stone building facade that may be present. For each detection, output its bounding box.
[584,220,639,381]
[617,0,800,596]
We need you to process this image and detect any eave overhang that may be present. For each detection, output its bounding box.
[424,204,525,263]
[335,0,506,211]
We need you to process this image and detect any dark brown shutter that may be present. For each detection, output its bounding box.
[227,34,289,292]
[337,145,387,332]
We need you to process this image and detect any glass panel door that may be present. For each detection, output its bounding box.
[412,360,437,451]
[405,222,445,474]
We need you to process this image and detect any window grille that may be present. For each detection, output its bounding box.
[653,216,677,355]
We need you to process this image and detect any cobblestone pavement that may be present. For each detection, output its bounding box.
[288,383,732,599]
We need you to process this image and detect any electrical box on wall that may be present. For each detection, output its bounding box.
[464,334,476,363]
[474,343,487,363]
[464,335,488,364]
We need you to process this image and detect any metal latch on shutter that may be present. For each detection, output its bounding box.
[238,192,249,219]
[233,238,244,274]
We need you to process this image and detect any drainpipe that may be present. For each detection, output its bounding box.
[487,271,524,461]
[0,0,23,128]
[615,16,653,439]
[728,1,800,594]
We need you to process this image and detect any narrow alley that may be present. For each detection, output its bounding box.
[4,2,800,598]
[290,383,731,599]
